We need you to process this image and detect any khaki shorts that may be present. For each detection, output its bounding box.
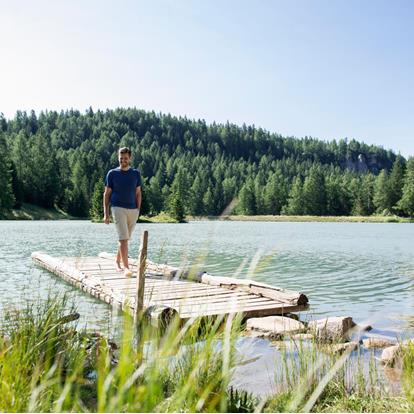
[111,206,139,240]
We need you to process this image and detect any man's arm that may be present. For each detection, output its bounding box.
[136,186,142,215]
[103,186,112,224]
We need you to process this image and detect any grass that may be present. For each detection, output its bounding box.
[188,214,414,223]
[0,203,76,220]
[1,295,413,412]
[0,294,245,412]
[264,336,411,413]
[138,212,181,223]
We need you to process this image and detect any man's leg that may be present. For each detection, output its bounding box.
[119,239,129,269]
[116,248,123,271]
[112,207,129,271]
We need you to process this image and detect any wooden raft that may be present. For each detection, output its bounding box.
[31,251,309,321]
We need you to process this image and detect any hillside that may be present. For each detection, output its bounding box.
[0,108,412,219]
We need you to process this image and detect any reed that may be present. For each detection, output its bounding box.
[1,296,413,412]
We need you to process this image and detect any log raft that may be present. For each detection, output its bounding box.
[31,248,308,322]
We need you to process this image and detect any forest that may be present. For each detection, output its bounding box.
[0,108,413,220]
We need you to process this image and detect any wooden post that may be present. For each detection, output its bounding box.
[134,230,148,325]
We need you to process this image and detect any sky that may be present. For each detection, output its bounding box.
[1,0,413,156]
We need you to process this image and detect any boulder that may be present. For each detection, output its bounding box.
[290,333,314,341]
[355,324,373,332]
[322,341,359,355]
[244,330,272,339]
[381,345,401,366]
[308,316,355,342]
[363,337,396,349]
[246,315,306,339]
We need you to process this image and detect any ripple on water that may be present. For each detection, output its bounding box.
[0,220,413,334]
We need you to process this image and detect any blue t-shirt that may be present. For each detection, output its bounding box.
[105,167,141,209]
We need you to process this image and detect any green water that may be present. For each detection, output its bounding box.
[1,220,413,394]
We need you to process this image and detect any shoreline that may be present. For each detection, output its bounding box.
[187,214,413,223]
[1,204,413,223]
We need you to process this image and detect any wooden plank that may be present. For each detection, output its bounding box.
[128,290,254,303]
[180,303,307,319]
[100,276,193,285]
[148,297,276,311]
[109,282,220,294]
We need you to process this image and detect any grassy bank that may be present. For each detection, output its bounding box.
[188,214,414,223]
[0,203,76,220]
[1,296,413,412]
[2,204,412,224]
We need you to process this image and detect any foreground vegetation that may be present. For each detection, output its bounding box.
[1,109,414,223]
[1,295,413,412]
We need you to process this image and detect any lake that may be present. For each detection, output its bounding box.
[0,220,413,394]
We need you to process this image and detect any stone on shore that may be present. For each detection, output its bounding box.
[363,337,396,349]
[290,333,314,340]
[381,345,401,366]
[246,315,306,339]
[321,341,359,355]
[308,316,355,341]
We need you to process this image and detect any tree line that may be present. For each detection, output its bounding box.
[0,108,413,220]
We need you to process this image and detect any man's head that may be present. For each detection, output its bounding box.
[118,147,131,170]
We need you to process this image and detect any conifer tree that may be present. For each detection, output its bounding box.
[0,134,15,211]
[283,176,304,215]
[169,190,185,222]
[89,180,104,222]
[237,179,256,215]
[398,158,414,217]
[389,156,405,211]
[373,169,392,213]
[263,170,288,215]
[303,167,326,215]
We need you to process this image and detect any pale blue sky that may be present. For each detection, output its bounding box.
[1,0,413,156]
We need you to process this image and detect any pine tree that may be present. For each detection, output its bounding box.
[202,182,215,215]
[263,171,288,215]
[0,134,15,211]
[89,180,104,222]
[325,175,344,216]
[389,156,405,212]
[147,176,163,215]
[189,175,205,216]
[373,170,392,213]
[302,167,326,215]
[283,176,304,215]
[237,179,256,215]
[397,158,414,217]
[169,190,185,222]
[352,174,376,215]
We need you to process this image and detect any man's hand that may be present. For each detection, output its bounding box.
[104,214,110,225]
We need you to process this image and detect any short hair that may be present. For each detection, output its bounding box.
[118,147,131,156]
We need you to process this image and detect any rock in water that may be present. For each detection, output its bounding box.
[308,316,355,342]
[363,337,396,349]
[246,315,306,339]
[381,345,401,366]
[291,333,314,340]
[322,341,359,355]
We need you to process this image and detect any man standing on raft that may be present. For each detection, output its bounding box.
[103,147,142,277]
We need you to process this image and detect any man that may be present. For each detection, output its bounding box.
[103,147,142,277]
